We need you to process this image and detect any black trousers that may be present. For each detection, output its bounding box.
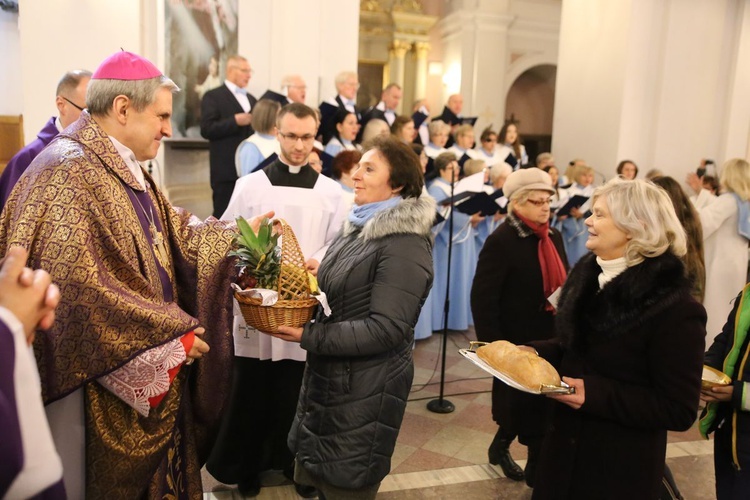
[211,180,236,218]
[714,423,750,500]
[206,357,306,484]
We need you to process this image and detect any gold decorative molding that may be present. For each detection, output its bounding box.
[413,41,430,59]
[392,0,423,13]
[389,40,412,58]
[360,0,387,13]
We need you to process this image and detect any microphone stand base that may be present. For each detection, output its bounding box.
[427,398,455,414]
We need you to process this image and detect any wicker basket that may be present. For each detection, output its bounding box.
[234,219,319,333]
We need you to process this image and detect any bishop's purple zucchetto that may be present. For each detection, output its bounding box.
[92,50,162,80]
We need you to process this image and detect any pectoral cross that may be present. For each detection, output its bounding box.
[149,221,170,269]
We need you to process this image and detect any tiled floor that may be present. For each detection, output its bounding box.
[202,329,718,499]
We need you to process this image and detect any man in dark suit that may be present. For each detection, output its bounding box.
[318,70,361,145]
[200,55,257,217]
[259,74,307,106]
[361,83,401,129]
[436,94,465,148]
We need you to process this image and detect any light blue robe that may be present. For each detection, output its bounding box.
[427,178,477,331]
[559,183,594,266]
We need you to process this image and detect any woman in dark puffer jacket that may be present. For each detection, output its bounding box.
[272,135,435,500]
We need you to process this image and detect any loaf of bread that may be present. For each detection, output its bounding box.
[476,340,561,391]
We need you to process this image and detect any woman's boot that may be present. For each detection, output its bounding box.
[524,439,542,488]
[488,427,524,481]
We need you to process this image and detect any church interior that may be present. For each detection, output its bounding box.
[1,0,748,498]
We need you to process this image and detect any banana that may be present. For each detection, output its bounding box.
[308,272,319,295]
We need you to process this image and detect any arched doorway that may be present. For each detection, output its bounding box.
[505,64,557,166]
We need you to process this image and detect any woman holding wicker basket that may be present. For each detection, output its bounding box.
[269,135,435,499]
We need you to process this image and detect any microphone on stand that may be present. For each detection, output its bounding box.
[428,163,456,414]
[593,168,608,186]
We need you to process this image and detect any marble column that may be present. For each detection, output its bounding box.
[413,41,430,102]
[388,40,412,98]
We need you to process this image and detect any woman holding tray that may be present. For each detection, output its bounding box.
[271,135,435,500]
[528,178,706,499]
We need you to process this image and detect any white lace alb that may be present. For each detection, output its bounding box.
[98,338,186,417]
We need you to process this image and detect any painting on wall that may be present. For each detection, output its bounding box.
[357,61,388,110]
[165,0,238,138]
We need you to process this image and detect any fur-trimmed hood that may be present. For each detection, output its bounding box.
[557,251,692,353]
[342,195,436,241]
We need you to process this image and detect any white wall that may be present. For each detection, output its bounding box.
[553,0,750,178]
[12,0,358,145]
[17,0,143,144]
[240,0,359,105]
[436,0,560,135]
[0,10,23,117]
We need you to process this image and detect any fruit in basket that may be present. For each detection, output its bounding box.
[229,216,280,290]
[308,273,319,295]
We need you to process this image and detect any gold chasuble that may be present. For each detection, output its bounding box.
[0,112,237,499]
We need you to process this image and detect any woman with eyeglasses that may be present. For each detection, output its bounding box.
[429,152,479,332]
[471,168,568,487]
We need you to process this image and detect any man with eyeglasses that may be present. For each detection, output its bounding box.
[0,69,91,210]
[200,54,258,217]
[209,103,346,499]
[319,70,362,145]
[260,74,307,106]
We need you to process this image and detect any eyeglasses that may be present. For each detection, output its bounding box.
[279,132,316,143]
[526,198,552,207]
[62,96,85,111]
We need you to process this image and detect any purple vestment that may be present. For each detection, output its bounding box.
[0,320,66,499]
[0,117,59,211]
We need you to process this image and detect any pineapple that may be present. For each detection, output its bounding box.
[230,216,280,290]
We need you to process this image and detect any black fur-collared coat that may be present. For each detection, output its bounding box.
[529,252,706,500]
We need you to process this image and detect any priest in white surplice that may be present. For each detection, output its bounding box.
[207,103,347,498]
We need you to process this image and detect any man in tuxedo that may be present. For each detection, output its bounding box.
[319,70,361,145]
[260,74,307,106]
[362,83,402,128]
[0,69,91,210]
[200,55,257,217]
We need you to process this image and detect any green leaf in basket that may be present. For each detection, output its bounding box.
[236,216,259,249]
[257,217,270,245]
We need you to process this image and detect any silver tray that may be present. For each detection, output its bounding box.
[460,342,574,395]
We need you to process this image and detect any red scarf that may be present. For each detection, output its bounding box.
[515,213,567,311]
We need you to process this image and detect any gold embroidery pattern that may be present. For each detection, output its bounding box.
[1,112,238,494]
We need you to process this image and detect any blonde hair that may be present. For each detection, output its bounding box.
[719,158,750,201]
[489,162,513,184]
[574,165,594,183]
[463,159,486,177]
[592,178,687,265]
[361,118,390,143]
[335,71,358,87]
[454,123,474,140]
[428,119,450,138]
